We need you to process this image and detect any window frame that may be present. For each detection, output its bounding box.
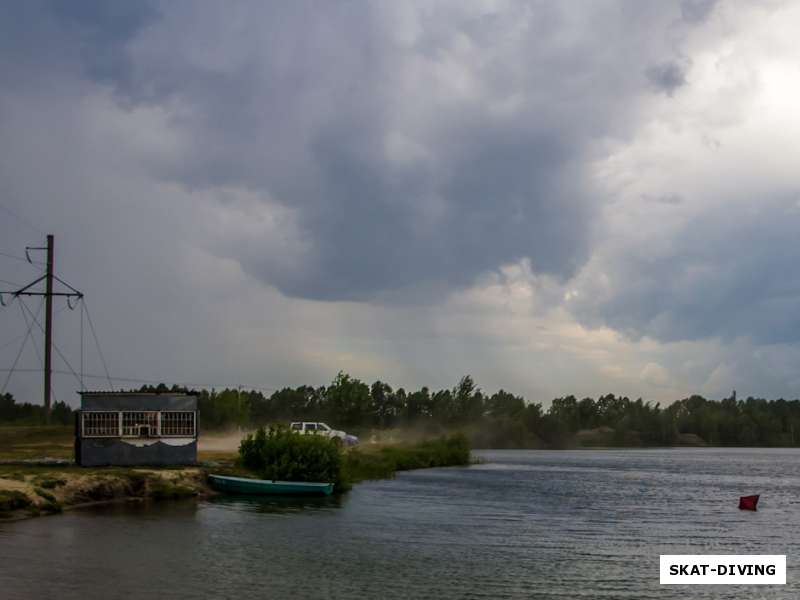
[81,411,121,438]
[80,410,197,438]
[159,411,197,437]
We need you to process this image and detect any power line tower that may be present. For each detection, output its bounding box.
[1,235,83,421]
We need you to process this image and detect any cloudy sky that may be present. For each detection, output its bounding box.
[2,0,800,407]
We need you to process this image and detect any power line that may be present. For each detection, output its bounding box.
[0,302,70,354]
[0,368,277,394]
[1,298,43,394]
[82,301,113,390]
[19,298,83,388]
[0,203,45,236]
[0,250,35,264]
[2,236,82,417]
[19,300,44,370]
[0,331,29,352]
[17,297,59,404]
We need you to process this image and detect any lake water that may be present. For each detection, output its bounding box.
[1,448,799,599]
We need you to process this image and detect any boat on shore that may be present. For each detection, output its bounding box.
[208,474,334,496]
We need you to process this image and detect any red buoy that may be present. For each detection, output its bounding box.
[739,495,759,511]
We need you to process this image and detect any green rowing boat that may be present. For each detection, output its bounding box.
[208,474,334,496]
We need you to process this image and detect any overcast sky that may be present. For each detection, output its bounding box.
[2,0,800,407]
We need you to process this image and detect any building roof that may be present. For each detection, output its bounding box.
[80,391,198,411]
[79,390,197,396]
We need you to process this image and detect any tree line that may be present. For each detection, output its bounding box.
[3,374,800,448]
[0,393,74,425]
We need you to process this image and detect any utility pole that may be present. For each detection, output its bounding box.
[44,234,54,418]
[0,234,82,422]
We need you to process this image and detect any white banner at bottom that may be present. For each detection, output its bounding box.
[660,555,785,585]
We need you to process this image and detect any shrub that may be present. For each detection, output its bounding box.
[239,425,345,490]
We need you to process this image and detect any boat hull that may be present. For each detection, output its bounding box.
[208,474,334,496]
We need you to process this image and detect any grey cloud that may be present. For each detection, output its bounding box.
[47,0,160,88]
[646,60,688,96]
[2,1,684,302]
[681,0,718,23]
[3,0,800,406]
[0,1,158,89]
[643,193,684,205]
[569,194,800,344]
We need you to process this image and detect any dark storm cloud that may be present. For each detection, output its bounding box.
[46,0,160,88]
[0,1,686,302]
[645,60,688,96]
[570,194,800,344]
[0,1,158,87]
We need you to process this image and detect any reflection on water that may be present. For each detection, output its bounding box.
[208,491,347,515]
[2,448,800,599]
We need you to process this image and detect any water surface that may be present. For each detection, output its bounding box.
[1,448,798,599]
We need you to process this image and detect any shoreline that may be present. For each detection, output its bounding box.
[4,443,798,522]
[1,436,472,522]
[0,465,214,522]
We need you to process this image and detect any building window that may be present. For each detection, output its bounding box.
[122,411,158,437]
[82,412,120,437]
[160,411,195,437]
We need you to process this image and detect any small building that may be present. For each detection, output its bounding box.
[75,391,198,467]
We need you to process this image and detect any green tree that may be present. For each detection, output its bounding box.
[326,372,371,429]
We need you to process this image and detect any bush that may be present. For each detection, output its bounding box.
[239,425,345,490]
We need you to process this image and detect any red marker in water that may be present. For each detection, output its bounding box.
[739,494,759,511]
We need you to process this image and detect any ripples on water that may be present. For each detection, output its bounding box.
[1,448,799,599]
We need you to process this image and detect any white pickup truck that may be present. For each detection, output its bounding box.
[289,421,359,446]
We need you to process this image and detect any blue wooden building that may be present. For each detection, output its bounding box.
[75,391,198,466]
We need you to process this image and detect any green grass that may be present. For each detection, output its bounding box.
[343,434,471,487]
[0,425,73,460]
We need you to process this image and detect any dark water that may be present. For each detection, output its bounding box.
[1,448,799,599]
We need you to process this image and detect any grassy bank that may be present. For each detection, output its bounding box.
[0,426,473,520]
[0,464,207,520]
[343,434,471,485]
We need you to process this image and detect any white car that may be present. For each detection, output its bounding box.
[289,421,359,446]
